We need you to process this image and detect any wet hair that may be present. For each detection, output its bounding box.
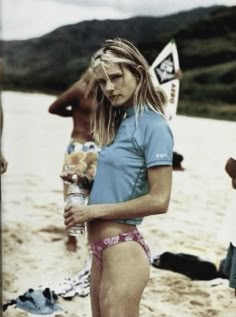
[90,38,167,146]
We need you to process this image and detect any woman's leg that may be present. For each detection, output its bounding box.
[90,256,102,317]
[99,241,150,317]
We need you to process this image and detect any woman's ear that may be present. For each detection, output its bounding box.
[136,65,144,73]
[136,65,144,79]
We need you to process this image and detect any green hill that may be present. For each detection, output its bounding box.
[0,5,235,120]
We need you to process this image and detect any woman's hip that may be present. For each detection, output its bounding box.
[89,223,151,271]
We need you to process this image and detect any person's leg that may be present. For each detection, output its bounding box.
[223,243,236,297]
[90,256,102,317]
[63,182,77,252]
[228,244,236,295]
[99,240,150,317]
[63,182,69,200]
[223,243,232,277]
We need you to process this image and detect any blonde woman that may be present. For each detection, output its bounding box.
[64,38,174,317]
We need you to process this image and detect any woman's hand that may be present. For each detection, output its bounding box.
[64,204,93,230]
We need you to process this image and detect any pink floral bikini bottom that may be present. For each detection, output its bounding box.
[90,228,151,270]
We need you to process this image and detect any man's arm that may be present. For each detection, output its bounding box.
[48,83,81,117]
[225,157,236,189]
[232,178,236,189]
[0,101,8,174]
[225,157,236,179]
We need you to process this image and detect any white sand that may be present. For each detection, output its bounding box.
[1,91,236,316]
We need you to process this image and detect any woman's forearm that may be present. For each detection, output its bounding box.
[89,166,172,221]
[90,192,171,221]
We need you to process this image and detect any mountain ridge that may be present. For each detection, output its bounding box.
[0,5,235,120]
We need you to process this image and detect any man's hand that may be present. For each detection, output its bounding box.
[225,157,236,179]
[60,171,91,189]
[0,153,8,174]
[232,177,236,190]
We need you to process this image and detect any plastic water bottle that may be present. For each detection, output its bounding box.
[66,174,86,236]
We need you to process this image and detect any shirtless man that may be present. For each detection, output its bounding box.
[0,102,8,174]
[48,67,97,252]
[0,59,8,174]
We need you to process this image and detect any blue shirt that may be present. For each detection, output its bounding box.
[88,106,174,225]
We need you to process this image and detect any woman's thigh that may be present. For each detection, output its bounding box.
[90,257,102,317]
[99,241,150,317]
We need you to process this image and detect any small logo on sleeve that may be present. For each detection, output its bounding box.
[156,153,169,159]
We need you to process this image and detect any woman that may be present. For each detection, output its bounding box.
[64,38,174,317]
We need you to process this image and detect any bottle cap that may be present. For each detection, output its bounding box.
[71,174,78,182]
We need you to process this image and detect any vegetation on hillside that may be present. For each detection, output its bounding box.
[0,5,235,120]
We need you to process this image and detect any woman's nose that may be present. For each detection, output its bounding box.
[105,80,114,91]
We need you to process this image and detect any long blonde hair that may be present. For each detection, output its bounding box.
[76,66,96,100]
[91,38,167,146]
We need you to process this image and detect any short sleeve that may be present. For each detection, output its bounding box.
[144,116,174,167]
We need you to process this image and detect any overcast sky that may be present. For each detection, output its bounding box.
[1,0,236,40]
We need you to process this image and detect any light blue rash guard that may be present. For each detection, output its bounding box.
[88,106,174,225]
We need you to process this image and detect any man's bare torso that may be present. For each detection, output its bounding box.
[71,96,94,143]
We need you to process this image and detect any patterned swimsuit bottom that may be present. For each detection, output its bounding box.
[91,228,151,270]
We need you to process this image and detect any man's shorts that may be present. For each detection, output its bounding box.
[63,139,100,180]
[223,243,236,289]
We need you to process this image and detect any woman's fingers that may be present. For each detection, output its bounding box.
[64,210,75,227]
[65,218,75,229]
[64,206,81,226]
[65,204,72,212]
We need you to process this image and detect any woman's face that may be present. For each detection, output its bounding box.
[94,61,138,108]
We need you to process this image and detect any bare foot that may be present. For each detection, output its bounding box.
[66,235,77,252]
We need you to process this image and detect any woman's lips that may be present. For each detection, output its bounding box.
[110,94,119,103]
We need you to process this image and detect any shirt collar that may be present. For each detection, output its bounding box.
[124,106,136,117]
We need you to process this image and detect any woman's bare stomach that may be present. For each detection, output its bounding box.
[87,219,136,244]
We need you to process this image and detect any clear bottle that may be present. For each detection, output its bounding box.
[66,174,87,236]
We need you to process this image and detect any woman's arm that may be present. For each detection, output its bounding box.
[64,166,172,228]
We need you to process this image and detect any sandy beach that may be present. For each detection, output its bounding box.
[1,91,236,316]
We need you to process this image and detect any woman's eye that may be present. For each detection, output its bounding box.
[111,75,121,81]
